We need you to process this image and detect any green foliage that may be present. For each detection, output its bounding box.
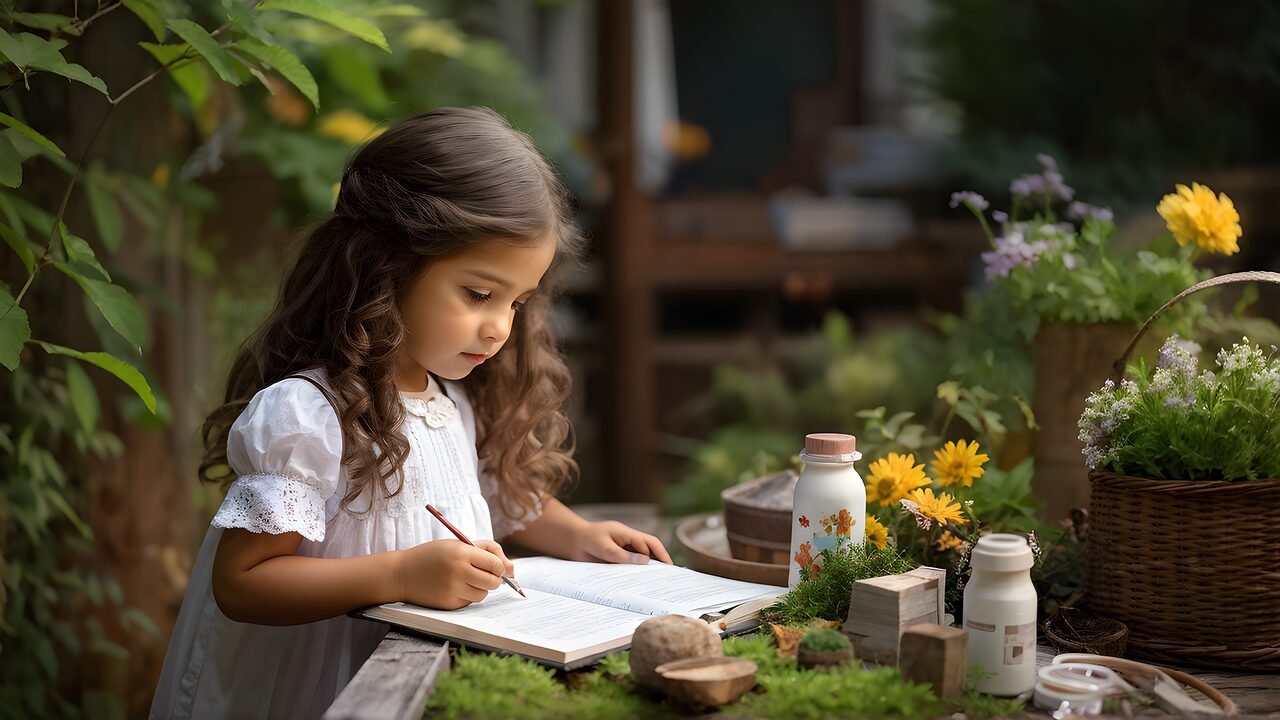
[765,541,915,626]
[429,635,1026,720]
[426,649,671,720]
[798,627,851,653]
[1082,336,1280,480]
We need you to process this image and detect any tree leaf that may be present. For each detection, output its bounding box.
[60,224,111,281]
[257,0,390,52]
[85,175,123,254]
[44,486,91,539]
[0,221,34,273]
[0,30,109,95]
[0,112,65,158]
[53,263,147,353]
[64,359,99,433]
[34,342,155,413]
[139,42,211,113]
[0,132,22,188]
[122,0,165,42]
[6,12,82,36]
[166,19,242,86]
[120,607,160,636]
[234,39,318,109]
[221,0,276,44]
[322,45,387,111]
[0,284,30,370]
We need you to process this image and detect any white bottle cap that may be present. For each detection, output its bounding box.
[970,533,1034,572]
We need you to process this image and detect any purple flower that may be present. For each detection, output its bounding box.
[1068,201,1114,223]
[981,231,1051,279]
[1156,336,1200,375]
[1036,153,1059,173]
[949,191,989,211]
[992,210,1009,224]
[1010,174,1045,198]
[1062,253,1078,270]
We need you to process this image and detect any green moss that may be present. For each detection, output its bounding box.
[426,634,1026,720]
[799,628,852,653]
[764,542,915,625]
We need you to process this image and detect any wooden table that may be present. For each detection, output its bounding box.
[324,631,1279,719]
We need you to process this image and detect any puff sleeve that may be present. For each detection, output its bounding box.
[211,378,343,543]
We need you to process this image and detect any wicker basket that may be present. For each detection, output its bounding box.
[1085,271,1280,671]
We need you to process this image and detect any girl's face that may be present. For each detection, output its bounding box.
[397,236,556,388]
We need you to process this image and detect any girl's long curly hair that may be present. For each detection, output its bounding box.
[200,107,584,524]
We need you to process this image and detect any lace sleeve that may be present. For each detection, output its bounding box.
[212,377,343,542]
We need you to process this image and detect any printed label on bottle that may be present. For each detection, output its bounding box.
[1003,622,1034,665]
[965,619,995,633]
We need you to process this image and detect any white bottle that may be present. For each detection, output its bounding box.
[788,433,865,588]
[964,533,1038,696]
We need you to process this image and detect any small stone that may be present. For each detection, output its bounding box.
[629,615,723,690]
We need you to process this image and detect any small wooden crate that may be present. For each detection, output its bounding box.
[720,471,798,564]
[843,567,945,665]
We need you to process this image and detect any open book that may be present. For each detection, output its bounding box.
[354,557,785,670]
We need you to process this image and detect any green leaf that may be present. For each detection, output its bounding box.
[0,221,34,273]
[166,19,242,86]
[60,225,111,281]
[323,45,386,111]
[6,12,82,36]
[120,607,160,637]
[222,0,276,44]
[86,175,123,254]
[0,30,109,95]
[234,39,318,109]
[65,360,100,433]
[139,42,211,112]
[53,263,147,352]
[123,0,166,41]
[257,0,390,52]
[0,284,30,370]
[45,486,91,539]
[0,112,65,158]
[34,342,155,413]
[368,4,426,17]
[0,132,22,188]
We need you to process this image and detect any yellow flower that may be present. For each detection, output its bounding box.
[318,110,385,144]
[930,440,990,488]
[865,514,889,550]
[1157,182,1242,256]
[865,452,930,507]
[935,530,966,552]
[907,488,968,526]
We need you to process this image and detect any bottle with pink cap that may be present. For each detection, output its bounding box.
[788,433,865,588]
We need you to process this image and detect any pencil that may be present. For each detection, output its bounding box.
[424,504,526,598]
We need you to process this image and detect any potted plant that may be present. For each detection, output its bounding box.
[951,160,1239,520]
[1080,302,1280,671]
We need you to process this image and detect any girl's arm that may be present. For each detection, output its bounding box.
[212,528,514,625]
[507,497,672,564]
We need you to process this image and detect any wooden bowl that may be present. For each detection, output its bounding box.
[655,656,758,707]
[721,471,797,564]
[675,513,787,587]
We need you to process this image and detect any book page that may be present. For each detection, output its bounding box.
[512,557,785,616]
[372,585,651,654]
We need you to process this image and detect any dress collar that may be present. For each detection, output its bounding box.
[399,375,457,428]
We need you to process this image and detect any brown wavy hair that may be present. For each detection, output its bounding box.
[200,107,584,525]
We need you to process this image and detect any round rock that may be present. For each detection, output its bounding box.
[629,615,723,690]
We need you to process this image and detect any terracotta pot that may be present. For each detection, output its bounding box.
[1030,322,1135,521]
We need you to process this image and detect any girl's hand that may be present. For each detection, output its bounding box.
[572,520,673,565]
[396,539,514,610]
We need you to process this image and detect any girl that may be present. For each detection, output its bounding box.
[151,107,671,719]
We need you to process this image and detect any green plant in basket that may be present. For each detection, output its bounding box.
[950,155,1219,329]
[1081,335,1280,480]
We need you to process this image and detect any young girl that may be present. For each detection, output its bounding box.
[150,107,671,719]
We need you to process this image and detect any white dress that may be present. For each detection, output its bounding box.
[150,369,540,720]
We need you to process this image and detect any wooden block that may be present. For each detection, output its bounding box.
[844,572,942,666]
[898,624,968,697]
[906,566,947,625]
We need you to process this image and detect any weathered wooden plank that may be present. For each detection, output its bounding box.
[323,632,450,720]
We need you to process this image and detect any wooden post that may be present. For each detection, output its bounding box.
[598,0,658,503]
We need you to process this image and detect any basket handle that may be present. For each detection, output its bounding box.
[1109,270,1280,384]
